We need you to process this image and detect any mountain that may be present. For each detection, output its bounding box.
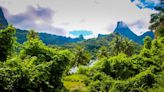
[16,29,84,45]
[0,7,154,46]
[114,21,140,43]
[64,33,116,57]
[0,7,8,29]
[63,21,154,57]
[114,21,154,44]
[140,31,154,40]
[97,34,108,38]
[97,21,154,44]
[0,7,84,45]
[39,33,84,45]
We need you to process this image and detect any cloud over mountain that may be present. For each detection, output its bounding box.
[2,6,66,36]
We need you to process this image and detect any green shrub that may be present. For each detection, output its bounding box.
[92,54,138,80]
[110,67,157,92]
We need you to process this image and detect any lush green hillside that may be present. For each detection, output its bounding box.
[15,29,84,45]
[64,33,142,59]
[63,21,154,58]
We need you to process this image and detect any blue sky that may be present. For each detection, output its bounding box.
[131,0,161,9]
[69,30,93,36]
[0,0,160,38]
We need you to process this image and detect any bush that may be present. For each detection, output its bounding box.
[110,67,157,92]
[0,49,73,92]
[92,54,138,80]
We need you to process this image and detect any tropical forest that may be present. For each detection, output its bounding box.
[0,0,164,92]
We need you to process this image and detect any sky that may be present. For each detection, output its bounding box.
[0,0,161,38]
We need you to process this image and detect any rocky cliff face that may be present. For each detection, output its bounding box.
[114,21,141,43]
[0,7,8,29]
[114,21,154,44]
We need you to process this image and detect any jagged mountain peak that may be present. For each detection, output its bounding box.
[114,21,136,35]
[114,21,133,33]
[113,21,155,44]
[116,21,128,29]
[114,21,143,44]
[0,7,8,29]
[0,7,4,16]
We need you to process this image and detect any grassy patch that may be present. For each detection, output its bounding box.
[63,74,89,91]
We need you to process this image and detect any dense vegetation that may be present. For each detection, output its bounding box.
[0,5,164,92]
[64,33,141,59]
[75,36,164,91]
[0,27,75,92]
[0,26,164,92]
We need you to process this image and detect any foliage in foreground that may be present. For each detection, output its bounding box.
[76,36,164,92]
[0,28,74,92]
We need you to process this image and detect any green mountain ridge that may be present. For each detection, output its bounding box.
[16,29,84,45]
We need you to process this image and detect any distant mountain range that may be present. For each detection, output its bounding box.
[0,8,84,45]
[0,7,154,45]
[64,22,154,56]
[15,29,84,45]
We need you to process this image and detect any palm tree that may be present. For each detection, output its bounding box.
[143,36,152,49]
[27,30,39,40]
[109,35,135,56]
[123,38,135,56]
[110,35,124,56]
[97,46,109,59]
[74,46,91,66]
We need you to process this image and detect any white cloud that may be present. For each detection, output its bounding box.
[0,0,156,38]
